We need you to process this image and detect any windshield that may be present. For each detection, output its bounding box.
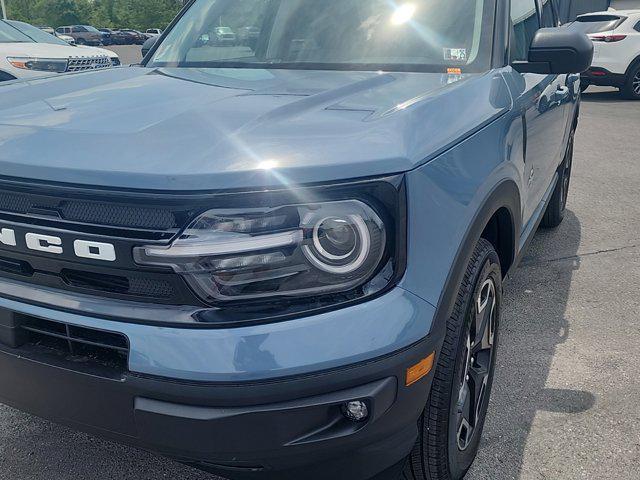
[83,25,101,33]
[148,0,495,73]
[7,20,70,46]
[0,20,35,43]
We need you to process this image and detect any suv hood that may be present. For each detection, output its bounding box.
[0,42,107,59]
[0,67,509,191]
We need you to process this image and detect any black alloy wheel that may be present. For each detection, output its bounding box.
[454,276,497,452]
[401,239,502,480]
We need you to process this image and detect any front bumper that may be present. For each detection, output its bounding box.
[0,284,439,479]
[0,329,438,480]
[581,67,626,88]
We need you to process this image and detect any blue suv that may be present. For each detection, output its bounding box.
[0,1,592,479]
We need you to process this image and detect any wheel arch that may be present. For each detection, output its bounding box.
[481,206,516,278]
[625,54,640,78]
[430,180,521,337]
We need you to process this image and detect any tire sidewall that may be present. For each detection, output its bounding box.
[623,63,640,100]
[447,251,502,479]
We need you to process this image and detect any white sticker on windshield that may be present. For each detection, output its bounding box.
[444,48,467,62]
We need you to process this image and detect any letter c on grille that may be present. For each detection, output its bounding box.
[25,233,63,254]
[74,240,117,262]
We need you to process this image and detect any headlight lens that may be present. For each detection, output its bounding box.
[134,199,391,304]
[8,57,68,73]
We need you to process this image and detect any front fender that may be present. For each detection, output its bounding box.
[399,112,524,335]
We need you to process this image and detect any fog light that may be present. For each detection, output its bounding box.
[342,400,369,422]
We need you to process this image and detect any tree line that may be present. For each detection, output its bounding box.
[4,0,185,31]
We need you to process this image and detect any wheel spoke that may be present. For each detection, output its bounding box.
[456,276,498,451]
[471,279,495,354]
[456,382,473,450]
[468,354,490,419]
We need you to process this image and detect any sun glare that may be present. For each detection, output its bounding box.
[391,3,417,26]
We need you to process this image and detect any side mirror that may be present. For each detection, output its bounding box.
[513,27,594,74]
[141,36,159,58]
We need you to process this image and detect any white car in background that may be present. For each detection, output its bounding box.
[0,19,120,82]
[37,25,76,45]
[573,9,640,99]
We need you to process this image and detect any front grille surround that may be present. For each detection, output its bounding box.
[0,183,206,306]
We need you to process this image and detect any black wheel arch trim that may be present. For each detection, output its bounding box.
[430,180,521,340]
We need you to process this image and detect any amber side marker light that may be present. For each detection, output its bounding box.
[406,352,435,386]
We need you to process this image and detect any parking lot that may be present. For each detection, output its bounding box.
[105,45,144,65]
[0,74,637,479]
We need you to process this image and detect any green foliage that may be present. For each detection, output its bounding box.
[4,0,184,30]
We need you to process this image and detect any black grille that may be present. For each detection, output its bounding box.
[61,269,175,298]
[0,184,204,307]
[0,257,33,276]
[60,201,177,230]
[0,192,32,214]
[0,191,177,231]
[10,315,129,377]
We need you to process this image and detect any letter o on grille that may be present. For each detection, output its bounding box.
[74,240,116,262]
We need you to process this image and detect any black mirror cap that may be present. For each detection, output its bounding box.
[141,36,159,58]
[513,27,594,75]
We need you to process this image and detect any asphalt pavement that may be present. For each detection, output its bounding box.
[105,45,144,66]
[468,86,640,480]
[0,74,639,480]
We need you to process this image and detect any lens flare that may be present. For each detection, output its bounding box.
[391,3,416,25]
[257,159,279,170]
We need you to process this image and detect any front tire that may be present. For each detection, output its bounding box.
[401,238,502,480]
[621,63,640,100]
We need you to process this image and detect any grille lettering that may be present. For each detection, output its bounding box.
[0,228,16,247]
[0,227,116,262]
[25,233,63,254]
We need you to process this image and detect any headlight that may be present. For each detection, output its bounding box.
[7,57,68,73]
[134,182,405,307]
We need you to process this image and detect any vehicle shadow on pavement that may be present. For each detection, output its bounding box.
[468,209,596,479]
[0,405,219,480]
[581,89,628,104]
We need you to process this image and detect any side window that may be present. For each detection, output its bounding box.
[511,0,540,62]
[635,21,640,33]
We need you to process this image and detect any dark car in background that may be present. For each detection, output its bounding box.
[95,28,118,45]
[118,29,147,44]
[237,26,260,47]
[55,25,103,45]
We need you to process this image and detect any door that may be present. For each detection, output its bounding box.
[509,0,571,226]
